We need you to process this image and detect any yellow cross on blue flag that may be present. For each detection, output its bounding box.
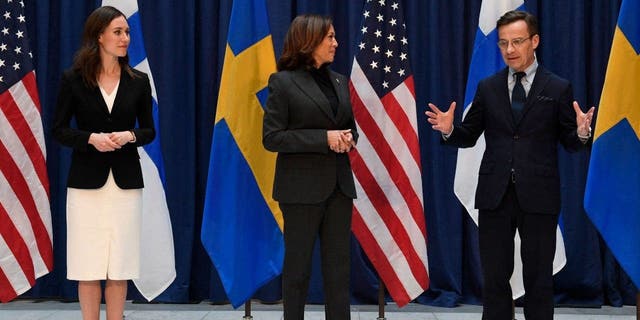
[200,0,284,308]
[584,0,640,289]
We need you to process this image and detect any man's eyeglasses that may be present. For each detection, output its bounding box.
[497,36,532,49]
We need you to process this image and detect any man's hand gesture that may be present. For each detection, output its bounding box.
[426,102,456,135]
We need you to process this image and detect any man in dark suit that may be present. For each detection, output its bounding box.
[426,11,595,320]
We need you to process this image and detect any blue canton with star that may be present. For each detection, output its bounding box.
[355,0,412,97]
[0,0,32,92]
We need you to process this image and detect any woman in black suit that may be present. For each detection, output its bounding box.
[262,14,358,320]
[52,6,154,320]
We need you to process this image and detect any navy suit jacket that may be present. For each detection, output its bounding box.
[53,68,155,189]
[445,66,586,214]
[263,67,358,204]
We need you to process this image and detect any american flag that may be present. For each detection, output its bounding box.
[348,0,429,306]
[0,0,53,302]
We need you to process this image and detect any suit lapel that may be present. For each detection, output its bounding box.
[330,71,348,123]
[291,69,337,123]
[521,66,550,121]
[494,68,515,129]
[92,70,129,116]
[110,71,129,115]
[91,85,111,116]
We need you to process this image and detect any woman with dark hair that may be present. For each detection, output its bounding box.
[263,14,358,320]
[53,6,154,320]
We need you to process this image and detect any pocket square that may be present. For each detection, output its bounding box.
[535,95,555,103]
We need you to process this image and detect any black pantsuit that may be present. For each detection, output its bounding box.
[280,188,352,320]
[263,66,358,320]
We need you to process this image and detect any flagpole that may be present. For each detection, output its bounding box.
[377,280,386,320]
[243,301,252,319]
[636,292,640,320]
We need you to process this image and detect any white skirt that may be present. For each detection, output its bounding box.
[66,170,142,280]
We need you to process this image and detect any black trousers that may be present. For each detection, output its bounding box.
[479,182,558,320]
[279,189,352,320]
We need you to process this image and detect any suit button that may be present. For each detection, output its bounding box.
[513,135,519,140]
[107,117,112,122]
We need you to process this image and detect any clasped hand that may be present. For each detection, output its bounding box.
[89,131,132,152]
[327,129,355,153]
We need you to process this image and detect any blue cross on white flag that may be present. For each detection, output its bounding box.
[455,0,566,299]
[101,0,176,301]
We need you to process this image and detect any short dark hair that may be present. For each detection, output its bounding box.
[496,10,539,37]
[277,14,333,71]
[72,6,134,87]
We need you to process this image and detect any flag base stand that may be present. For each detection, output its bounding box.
[243,301,253,319]
[377,280,387,320]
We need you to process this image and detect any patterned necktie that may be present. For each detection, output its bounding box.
[511,72,526,121]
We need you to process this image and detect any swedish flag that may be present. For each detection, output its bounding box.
[200,0,283,308]
[585,0,640,289]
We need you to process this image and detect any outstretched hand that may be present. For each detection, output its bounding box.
[573,101,595,137]
[425,102,456,135]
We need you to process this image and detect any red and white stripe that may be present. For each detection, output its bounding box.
[349,59,429,306]
[0,71,53,302]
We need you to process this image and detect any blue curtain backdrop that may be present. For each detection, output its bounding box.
[24,0,637,307]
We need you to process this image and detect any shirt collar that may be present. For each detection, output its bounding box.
[509,57,538,83]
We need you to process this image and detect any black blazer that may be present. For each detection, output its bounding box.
[445,66,586,214]
[263,68,358,204]
[53,68,155,189]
